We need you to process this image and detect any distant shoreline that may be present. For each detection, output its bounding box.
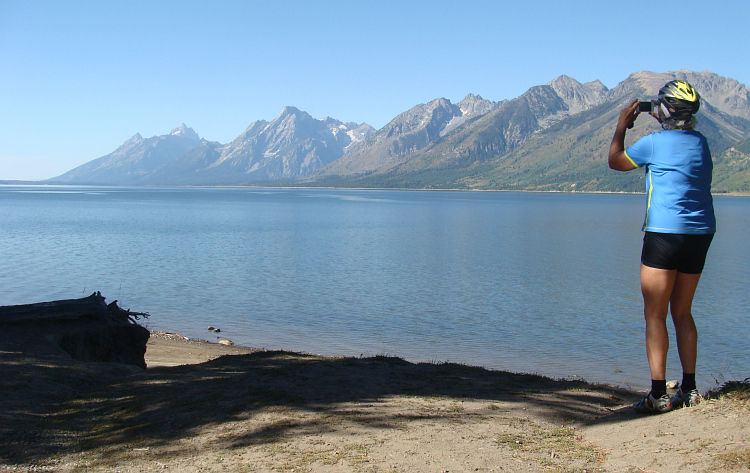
[4,181,750,197]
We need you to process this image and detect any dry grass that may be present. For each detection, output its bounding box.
[702,378,750,412]
[702,379,750,472]
[496,420,606,472]
[715,448,750,471]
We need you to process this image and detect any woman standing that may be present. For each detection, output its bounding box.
[608,80,716,414]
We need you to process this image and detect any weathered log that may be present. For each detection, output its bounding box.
[58,323,150,369]
[0,292,149,325]
[0,292,151,368]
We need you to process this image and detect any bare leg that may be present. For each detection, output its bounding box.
[670,272,702,374]
[640,264,676,380]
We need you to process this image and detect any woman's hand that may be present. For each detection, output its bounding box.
[618,100,640,130]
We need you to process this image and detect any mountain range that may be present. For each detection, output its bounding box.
[50,70,750,193]
[52,112,375,186]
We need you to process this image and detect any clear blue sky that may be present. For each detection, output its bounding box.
[1,0,748,180]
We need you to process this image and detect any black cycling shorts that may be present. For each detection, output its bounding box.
[641,232,714,274]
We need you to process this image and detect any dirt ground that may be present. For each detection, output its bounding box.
[1,331,748,473]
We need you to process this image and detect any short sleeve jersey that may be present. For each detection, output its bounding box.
[624,130,716,234]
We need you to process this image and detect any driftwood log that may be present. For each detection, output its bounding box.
[0,292,151,369]
[0,291,149,324]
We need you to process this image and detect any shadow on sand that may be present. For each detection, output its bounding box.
[1,348,646,467]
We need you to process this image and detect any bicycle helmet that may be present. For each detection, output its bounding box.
[657,80,700,118]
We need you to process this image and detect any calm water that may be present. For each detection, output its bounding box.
[1,186,748,390]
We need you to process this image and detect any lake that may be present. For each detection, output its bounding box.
[1,186,748,390]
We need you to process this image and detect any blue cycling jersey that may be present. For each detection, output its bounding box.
[624,130,716,234]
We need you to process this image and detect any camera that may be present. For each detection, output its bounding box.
[638,101,655,113]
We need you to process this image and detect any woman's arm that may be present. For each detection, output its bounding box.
[608,100,639,171]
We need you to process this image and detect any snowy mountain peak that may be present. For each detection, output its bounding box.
[169,124,201,140]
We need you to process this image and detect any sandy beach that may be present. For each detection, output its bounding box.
[1,331,748,473]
